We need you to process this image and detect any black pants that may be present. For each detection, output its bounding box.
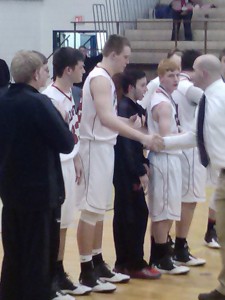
[113,184,148,270]
[0,206,60,300]
[171,9,193,41]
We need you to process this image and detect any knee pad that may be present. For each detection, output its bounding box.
[80,210,104,226]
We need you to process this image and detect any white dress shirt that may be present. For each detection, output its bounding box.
[204,78,225,170]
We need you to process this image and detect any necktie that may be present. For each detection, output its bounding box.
[197,94,210,167]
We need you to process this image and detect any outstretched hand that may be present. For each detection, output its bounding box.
[143,134,165,152]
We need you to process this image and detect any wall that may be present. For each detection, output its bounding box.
[0,0,158,68]
[0,0,103,67]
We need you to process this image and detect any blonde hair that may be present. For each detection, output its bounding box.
[11,50,42,83]
[157,59,180,77]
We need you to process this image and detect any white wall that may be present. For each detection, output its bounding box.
[0,0,104,68]
[0,0,158,70]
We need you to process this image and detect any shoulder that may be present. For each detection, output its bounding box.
[90,75,112,92]
[151,91,171,109]
[117,97,135,117]
[42,85,63,102]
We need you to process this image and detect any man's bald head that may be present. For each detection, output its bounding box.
[192,54,222,90]
[195,54,221,74]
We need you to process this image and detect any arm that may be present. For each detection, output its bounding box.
[152,101,173,137]
[153,100,197,150]
[164,131,196,150]
[90,76,164,151]
[74,153,82,184]
[138,79,159,109]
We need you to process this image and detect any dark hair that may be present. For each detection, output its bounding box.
[53,47,84,78]
[121,69,146,94]
[219,48,225,61]
[167,48,183,59]
[102,34,130,57]
[181,49,202,71]
[79,45,87,50]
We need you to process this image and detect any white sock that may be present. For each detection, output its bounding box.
[80,254,92,263]
[92,248,102,256]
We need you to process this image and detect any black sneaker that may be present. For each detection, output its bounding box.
[167,235,175,255]
[79,269,116,293]
[173,244,206,266]
[94,262,130,283]
[205,228,220,249]
[199,290,225,300]
[167,234,175,248]
[57,271,92,295]
[154,255,189,275]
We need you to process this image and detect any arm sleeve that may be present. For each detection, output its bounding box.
[186,86,203,105]
[164,131,197,150]
[119,137,147,177]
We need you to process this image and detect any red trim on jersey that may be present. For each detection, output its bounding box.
[51,83,72,101]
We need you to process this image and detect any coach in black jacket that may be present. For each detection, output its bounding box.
[0,51,74,300]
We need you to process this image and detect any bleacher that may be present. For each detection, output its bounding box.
[126,0,225,65]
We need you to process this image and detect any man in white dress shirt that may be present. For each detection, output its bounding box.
[191,54,225,300]
[172,50,206,267]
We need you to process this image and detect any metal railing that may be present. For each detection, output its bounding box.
[90,0,160,51]
[92,0,159,39]
[72,18,225,54]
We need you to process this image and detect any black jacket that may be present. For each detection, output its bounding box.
[0,59,10,87]
[114,97,149,189]
[0,83,74,211]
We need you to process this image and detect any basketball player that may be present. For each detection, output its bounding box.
[147,59,189,275]
[43,47,92,298]
[75,34,164,292]
[139,48,182,110]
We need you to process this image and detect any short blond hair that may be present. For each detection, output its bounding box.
[11,50,42,83]
[157,59,180,77]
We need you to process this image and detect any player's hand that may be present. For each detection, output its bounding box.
[143,163,150,178]
[142,134,165,152]
[139,174,149,194]
[129,114,142,129]
[74,154,83,185]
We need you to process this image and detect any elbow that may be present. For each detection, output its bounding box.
[61,135,75,154]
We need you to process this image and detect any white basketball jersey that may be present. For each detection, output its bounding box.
[43,84,80,161]
[172,73,197,132]
[80,66,118,145]
[147,87,181,155]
